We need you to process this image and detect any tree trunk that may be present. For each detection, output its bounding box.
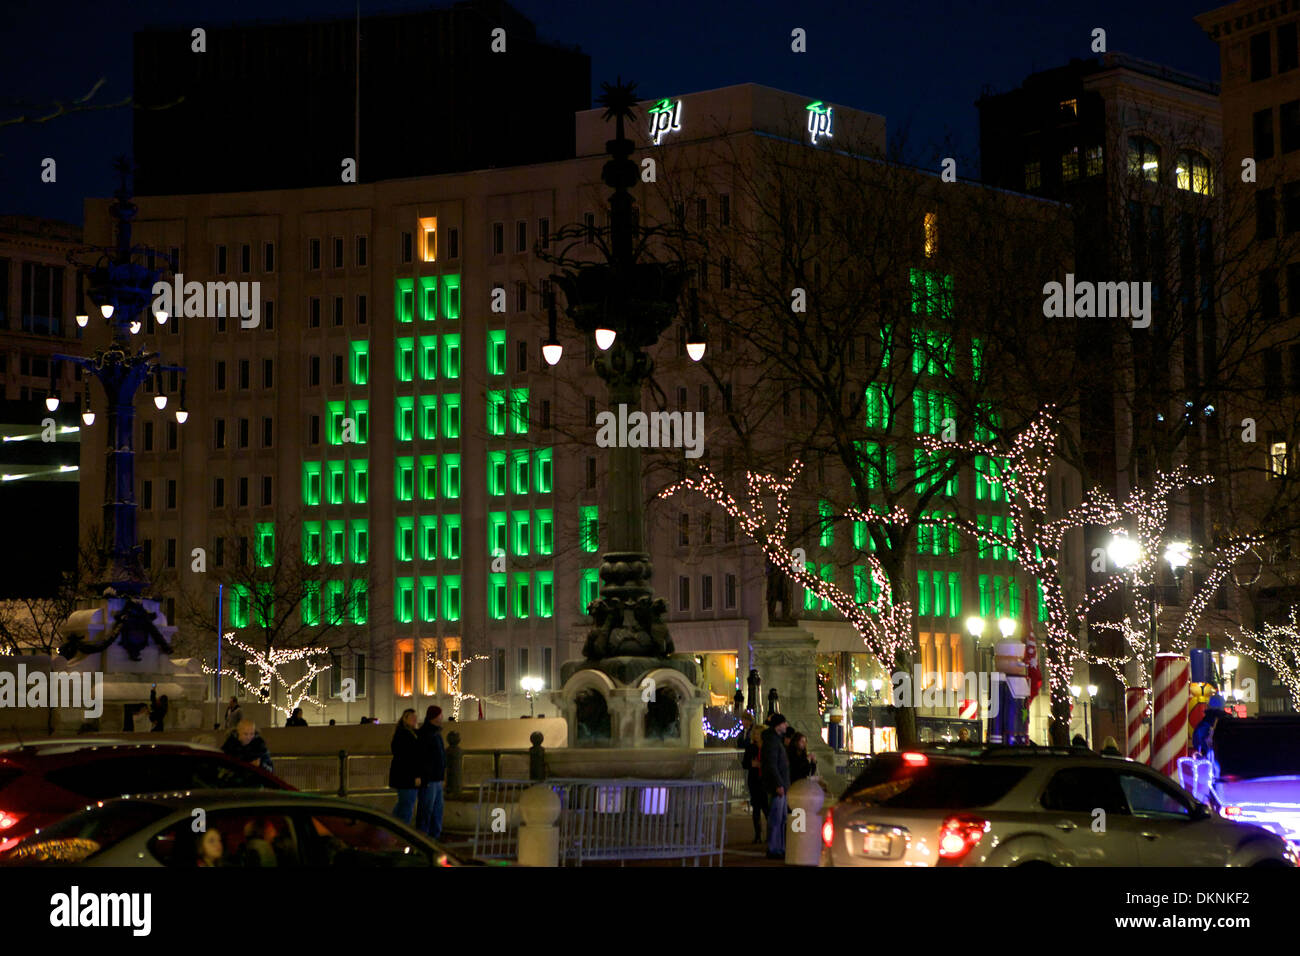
[893,647,918,748]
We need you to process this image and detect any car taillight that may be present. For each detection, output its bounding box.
[1221,805,1241,819]
[938,814,990,861]
[821,811,834,848]
[0,811,19,831]
[901,752,928,768]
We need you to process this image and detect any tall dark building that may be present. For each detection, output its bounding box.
[132,0,590,195]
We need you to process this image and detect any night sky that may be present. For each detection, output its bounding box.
[1,0,1220,225]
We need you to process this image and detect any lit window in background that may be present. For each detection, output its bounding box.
[923,212,937,258]
[1175,151,1214,196]
[419,217,437,262]
[1271,441,1289,478]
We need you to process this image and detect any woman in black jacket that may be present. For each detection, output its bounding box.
[742,725,766,843]
[789,733,817,782]
[388,708,422,824]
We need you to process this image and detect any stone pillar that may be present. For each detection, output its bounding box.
[786,777,825,866]
[517,783,561,867]
[750,627,831,769]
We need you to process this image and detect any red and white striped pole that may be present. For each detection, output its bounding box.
[1125,686,1150,763]
[1152,653,1189,778]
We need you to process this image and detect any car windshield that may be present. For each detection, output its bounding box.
[0,800,172,866]
[1215,720,1300,779]
[844,757,1030,809]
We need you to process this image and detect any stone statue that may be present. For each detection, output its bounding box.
[765,555,797,627]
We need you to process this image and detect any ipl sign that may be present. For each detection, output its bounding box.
[648,98,683,146]
[806,101,833,144]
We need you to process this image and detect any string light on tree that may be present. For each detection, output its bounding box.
[430,653,489,719]
[1230,608,1300,712]
[201,632,331,720]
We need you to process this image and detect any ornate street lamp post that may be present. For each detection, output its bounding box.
[56,160,186,655]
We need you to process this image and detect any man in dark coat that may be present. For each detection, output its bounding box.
[389,708,422,824]
[222,720,274,773]
[285,707,308,727]
[761,712,791,859]
[417,706,447,838]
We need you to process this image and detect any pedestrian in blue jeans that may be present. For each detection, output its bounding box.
[417,705,447,838]
[761,713,791,860]
[389,708,422,824]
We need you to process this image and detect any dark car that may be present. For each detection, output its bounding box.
[0,791,482,867]
[0,739,292,851]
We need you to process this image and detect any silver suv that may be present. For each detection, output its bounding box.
[821,747,1298,867]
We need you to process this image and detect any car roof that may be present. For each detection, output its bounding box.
[93,789,355,810]
[0,740,225,761]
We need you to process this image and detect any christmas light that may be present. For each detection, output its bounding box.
[201,632,331,721]
[702,714,745,740]
[1231,609,1300,712]
[431,653,490,719]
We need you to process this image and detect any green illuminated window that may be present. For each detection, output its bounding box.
[443,515,461,559]
[419,337,437,380]
[580,568,600,611]
[909,268,954,319]
[511,511,530,556]
[326,520,344,564]
[303,462,322,506]
[976,515,990,559]
[992,515,1005,560]
[488,330,506,374]
[396,517,414,561]
[511,450,530,494]
[442,275,461,319]
[580,506,599,552]
[535,510,554,555]
[853,519,873,552]
[513,573,531,619]
[443,394,461,438]
[972,337,984,382]
[535,449,552,493]
[974,402,1000,442]
[419,455,437,499]
[803,562,818,612]
[350,580,368,624]
[948,573,962,616]
[932,570,946,617]
[864,383,890,429]
[443,454,461,499]
[395,278,414,323]
[443,575,462,622]
[325,580,345,624]
[858,441,895,490]
[489,573,507,620]
[327,402,346,445]
[819,564,833,611]
[489,512,506,554]
[301,582,320,626]
[419,277,437,320]
[396,578,414,623]
[510,388,529,434]
[978,574,992,616]
[255,523,274,567]
[917,570,932,616]
[537,571,554,618]
[349,400,369,444]
[350,520,369,563]
[396,397,414,441]
[818,500,833,547]
[419,395,437,440]
[1009,576,1021,617]
[420,516,438,560]
[303,523,321,565]
[350,341,369,385]
[420,576,437,621]
[231,584,251,628]
[443,334,461,378]
[325,461,345,505]
[879,326,892,368]
[397,338,415,382]
[853,567,873,606]
[395,457,414,501]
[350,460,369,504]
[488,451,507,495]
[487,390,507,436]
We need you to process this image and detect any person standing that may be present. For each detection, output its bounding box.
[285,707,308,727]
[741,724,766,843]
[389,708,422,825]
[149,685,169,732]
[222,719,274,773]
[789,733,817,782]
[222,697,242,731]
[761,713,791,860]
[417,706,447,838]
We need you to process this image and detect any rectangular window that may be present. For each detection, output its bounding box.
[539,218,550,248]
[1283,100,1300,154]
[511,510,530,556]
[420,455,438,499]
[510,388,529,434]
[488,330,506,375]
[513,574,531,619]
[417,336,437,381]
[581,568,600,611]
[537,571,554,619]
[701,574,713,611]
[1255,108,1276,161]
[302,462,322,506]
[443,515,461,560]
[581,506,599,552]
[416,395,436,440]
[351,519,369,563]
[1282,23,1299,73]
[1251,29,1273,81]
[442,333,461,378]
[349,341,369,385]
[511,450,530,494]
[396,338,415,382]
[420,516,438,561]
[535,448,553,493]
[354,235,367,267]
[488,391,507,436]
[395,457,415,501]
[488,574,507,620]
[443,576,462,622]
[325,461,345,505]
[535,509,554,555]
[488,451,507,496]
[442,454,461,499]
[418,217,437,262]
[419,277,437,321]
[396,578,415,623]
[678,576,690,611]
[442,394,461,438]
[396,517,415,562]
[395,278,415,323]
[396,397,415,442]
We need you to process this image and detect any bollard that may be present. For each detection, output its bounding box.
[785,777,825,866]
[528,731,546,781]
[517,783,561,867]
[445,731,463,796]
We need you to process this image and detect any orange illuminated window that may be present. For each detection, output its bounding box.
[395,639,414,697]
[419,217,437,262]
[419,638,439,695]
[923,212,937,258]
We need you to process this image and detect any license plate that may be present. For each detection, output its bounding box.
[863,833,892,858]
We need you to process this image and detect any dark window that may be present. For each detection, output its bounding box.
[20,262,63,335]
[1283,100,1300,153]
[516,221,527,253]
[214,418,226,450]
[356,294,367,325]
[494,649,506,692]
[1285,182,1300,233]
[1262,268,1280,319]
[1041,768,1129,814]
[141,480,153,509]
[263,300,274,329]
[517,340,528,372]
[310,355,321,387]
[143,421,154,452]
[845,756,1031,809]
[261,476,272,506]
[1266,348,1284,399]
[538,218,550,248]
[238,477,249,507]
[214,361,226,391]
[309,415,321,446]
[1282,23,1299,73]
[238,418,250,448]
[238,359,250,390]
[333,296,344,326]
[1118,772,1190,818]
[308,238,321,270]
[263,359,274,388]
[309,297,321,328]
[333,237,344,269]
[264,242,275,272]
[262,417,273,447]
[725,573,737,608]
[213,478,224,508]
[720,194,730,226]
[215,245,227,274]
[586,457,596,489]
[355,235,367,267]
[678,575,690,610]
[1255,109,1275,161]
[1288,263,1300,314]
[701,574,713,611]
[298,812,434,867]
[1258,187,1277,240]
[446,228,458,259]
[400,232,412,264]
[239,244,251,273]
[333,354,344,385]
[492,222,504,255]
[1251,30,1272,81]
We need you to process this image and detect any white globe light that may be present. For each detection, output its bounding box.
[686,341,706,362]
[129,321,142,335]
[175,408,189,424]
[595,328,616,350]
[1164,541,1191,571]
[998,617,1016,638]
[45,396,59,412]
[542,342,563,366]
[155,309,169,325]
[75,314,89,328]
[1087,684,1098,697]
[81,410,95,426]
[965,616,985,638]
[100,304,114,318]
[154,394,168,410]
[1108,533,1140,569]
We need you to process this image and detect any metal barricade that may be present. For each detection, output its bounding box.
[690,749,748,806]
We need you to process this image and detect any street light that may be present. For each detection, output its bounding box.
[998,617,1016,639]
[520,675,544,717]
[966,616,985,640]
[1108,532,1141,570]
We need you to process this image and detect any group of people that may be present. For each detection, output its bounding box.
[388,705,447,840]
[739,712,818,860]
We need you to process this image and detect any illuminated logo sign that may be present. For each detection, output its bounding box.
[648,98,683,146]
[806,101,834,145]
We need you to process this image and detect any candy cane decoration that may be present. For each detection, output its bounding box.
[1151,654,1189,778]
[1126,686,1150,763]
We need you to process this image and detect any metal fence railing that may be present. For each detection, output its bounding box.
[473,778,728,866]
[690,749,748,806]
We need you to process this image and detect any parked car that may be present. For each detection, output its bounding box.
[0,739,292,852]
[1178,716,1300,848]
[0,790,481,867]
[821,747,1298,867]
